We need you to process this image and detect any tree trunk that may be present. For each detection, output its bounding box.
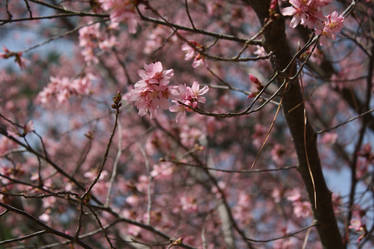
[243,1,344,248]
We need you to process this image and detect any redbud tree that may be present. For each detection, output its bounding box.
[0,0,373,248]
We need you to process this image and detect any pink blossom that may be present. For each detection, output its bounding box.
[349,218,364,232]
[98,0,139,33]
[144,26,172,54]
[192,54,205,68]
[126,195,140,206]
[79,24,101,64]
[293,201,312,218]
[138,61,174,86]
[0,137,18,155]
[37,75,93,105]
[84,170,108,181]
[253,46,267,57]
[79,24,118,62]
[180,196,198,212]
[287,188,301,202]
[189,81,209,104]
[233,192,252,225]
[39,213,50,222]
[169,99,188,123]
[237,192,251,206]
[356,158,369,179]
[125,62,174,117]
[321,132,337,145]
[321,11,344,39]
[359,143,372,157]
[281,0,311,28]
[169,81,209,122]
[23,120,34,135]
[252,124,266,148]
[127,224,141,236]
[80,48,99,64]
[281,0,329,29]
[179,124,205,147]
[287,189,312,218]
[181,42,205,68]
[0,167,12,185]
[72,74,93,95]
[42,196,56,209]
[271,144,285,165]
[181,43,195,61]
[79,24,101,48]
[151,162,174,179]
[349,215,367,242]
[272,188,282,203]
[99,36,118,50]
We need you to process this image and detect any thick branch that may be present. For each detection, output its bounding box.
[245,1,344,249]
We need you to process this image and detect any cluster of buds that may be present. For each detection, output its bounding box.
[248,74,263,98]
[0,47,25,69]
[168,237,183,248]
[112,91,122,110]
[358,143,374,162]
[268,0,278,17]
[349,209,368,242]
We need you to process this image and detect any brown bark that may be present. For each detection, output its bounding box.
[243,1,344,248]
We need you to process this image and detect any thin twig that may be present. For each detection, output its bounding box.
[168,159,298,174]
[105,121,122,207]
[136,5,262,45]
[250,93,284,169]
[82,105,120,200]
[246,221,317,243]
[23,0,33,18]
[87,205,115,248]
[0,202,92,249]
[184,0,196,29]
[29,0,108,17]
[0,230,46,246]
[138,144,152,225]
[316,107,374,134]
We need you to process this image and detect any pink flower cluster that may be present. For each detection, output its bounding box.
[179,124,205,147]
[282,0,344,40]
[125,62,174,117]
[349,209,368,242]
[37,74,93,105]
[125,62,209,120]
[181,43,205,68]
[79,24,101,64]
[0,136,17,155]
[321,11,344,39]
[144,26,176,54]
[233,192,252,226]
[98,0,139,33]
[281,0,331,29]
[349,218,364,232]
[150,162,174,179]
[169,81,209,122]
[79,24,118,64]
[287,188,312,218]
[180,195,198,212]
